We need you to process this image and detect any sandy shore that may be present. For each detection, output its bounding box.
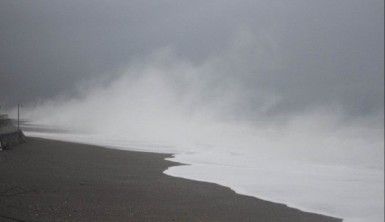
[0,137,342,222]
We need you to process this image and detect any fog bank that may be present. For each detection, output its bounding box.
[21,39,383,167]
[20,39,384,221]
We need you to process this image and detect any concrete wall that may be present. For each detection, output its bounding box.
[0,130,26,150]
[0,118,17,134]
[0,115,25,150]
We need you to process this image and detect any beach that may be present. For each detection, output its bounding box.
[0,137,341,222]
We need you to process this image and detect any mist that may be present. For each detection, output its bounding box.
[21,33,383,166]
[20,41,383,221]
[2,1,383,221]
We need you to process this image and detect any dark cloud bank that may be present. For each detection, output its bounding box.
[0,0,383,123]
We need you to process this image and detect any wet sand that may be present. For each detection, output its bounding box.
[0,137,342,222]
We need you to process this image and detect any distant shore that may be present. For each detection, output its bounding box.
[0,137,342,222]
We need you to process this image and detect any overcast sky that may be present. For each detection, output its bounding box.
[0,0,383,122]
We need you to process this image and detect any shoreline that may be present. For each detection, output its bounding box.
[163,164,343,221]
[25,132,342,218]
[0,137,342,221]
[164,156,347,221]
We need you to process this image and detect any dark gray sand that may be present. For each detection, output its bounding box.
[0,137,342,222]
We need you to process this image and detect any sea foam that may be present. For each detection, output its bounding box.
[25,130,384,222]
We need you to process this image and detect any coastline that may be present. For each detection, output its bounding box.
[164,162,344,220]
[0,137,342,221]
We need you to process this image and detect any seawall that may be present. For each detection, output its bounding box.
[0,115,26,150]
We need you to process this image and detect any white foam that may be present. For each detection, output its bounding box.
[25,131,384,222]
[165,151,384,222]
[19,48,384,222]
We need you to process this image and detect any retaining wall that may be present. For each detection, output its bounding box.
[0,130,26,150]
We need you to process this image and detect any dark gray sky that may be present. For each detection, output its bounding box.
[0,0,383,120]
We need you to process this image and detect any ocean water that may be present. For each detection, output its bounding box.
[18,52,384,222]
[165,151,383,222]
[25,130,384,222]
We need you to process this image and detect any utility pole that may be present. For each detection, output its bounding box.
[17,104,20,130]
